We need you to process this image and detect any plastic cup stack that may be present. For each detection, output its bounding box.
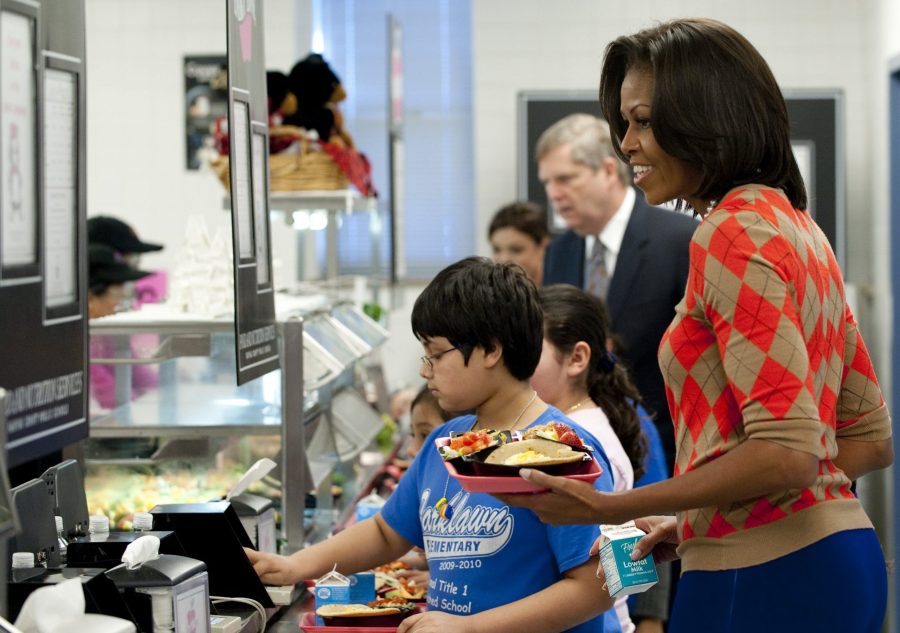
[133,512,153,532]
[12,552,34,569]
[89,514,110,535]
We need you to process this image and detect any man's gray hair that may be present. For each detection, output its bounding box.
[535,113,630,184]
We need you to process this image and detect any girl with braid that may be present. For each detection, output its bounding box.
[532,284,672,633]
[532,284,647,488]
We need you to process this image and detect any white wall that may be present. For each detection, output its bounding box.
[85,0,310,286]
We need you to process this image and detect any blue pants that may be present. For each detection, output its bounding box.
[669,529,887,633]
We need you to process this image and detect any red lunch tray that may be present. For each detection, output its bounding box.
[299,606,425,632]
[436,438,603,494]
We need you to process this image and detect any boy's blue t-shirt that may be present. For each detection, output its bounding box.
[380,405,622,633]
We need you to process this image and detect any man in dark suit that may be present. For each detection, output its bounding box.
[538,114,697,472]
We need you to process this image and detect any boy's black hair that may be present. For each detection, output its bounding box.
[411,257,543,381]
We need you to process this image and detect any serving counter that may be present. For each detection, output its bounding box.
[84,296,392,555]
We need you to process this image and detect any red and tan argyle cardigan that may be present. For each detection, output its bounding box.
[659,185,891,571]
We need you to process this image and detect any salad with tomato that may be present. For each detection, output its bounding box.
[439,429,506,460]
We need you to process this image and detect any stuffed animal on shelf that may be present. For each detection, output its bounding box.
[266,70,297,125]
[212,53,375,197]
[283,53,354,148]
[266,70,298,153]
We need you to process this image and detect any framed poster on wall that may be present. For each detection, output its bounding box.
[184,55,228,171]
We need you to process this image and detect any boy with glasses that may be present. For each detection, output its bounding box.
[247,257,624,633]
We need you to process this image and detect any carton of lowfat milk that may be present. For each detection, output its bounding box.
[597,521,659,598]
[313,569,376,625]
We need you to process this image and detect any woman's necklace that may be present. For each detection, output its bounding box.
[565,396,593,414]
[434,390,538,520]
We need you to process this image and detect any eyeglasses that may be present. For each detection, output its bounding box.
[420,345,463,371]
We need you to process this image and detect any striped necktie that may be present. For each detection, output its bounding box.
[586,238,611,299]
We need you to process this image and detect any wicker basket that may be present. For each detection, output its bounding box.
[212,125,349,192]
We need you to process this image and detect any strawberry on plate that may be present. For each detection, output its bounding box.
[525,422,589,450]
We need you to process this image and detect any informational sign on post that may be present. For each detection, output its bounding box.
[0,0,88,467]
[1,5,38,272]
[43,68,77,310]
[226,0,278,385]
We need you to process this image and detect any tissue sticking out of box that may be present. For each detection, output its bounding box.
[226,458,278,500]
[121,535,161,570]
[168,215,234,317]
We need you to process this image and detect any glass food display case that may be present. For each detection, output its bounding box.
[84,298,390,554]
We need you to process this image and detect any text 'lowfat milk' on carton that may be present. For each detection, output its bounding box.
[597,521,659,598]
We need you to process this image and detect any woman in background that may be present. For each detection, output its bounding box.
[488,201,550,286]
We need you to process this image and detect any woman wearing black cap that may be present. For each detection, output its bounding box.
[88,244,152,318]
[87,215,163,268]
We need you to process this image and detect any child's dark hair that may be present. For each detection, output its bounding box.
[539,284,647,479]
[412,257,543,381]
[410,384,455,422]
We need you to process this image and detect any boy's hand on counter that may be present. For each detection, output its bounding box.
[244,547,301,585]
[396,611,474,633]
